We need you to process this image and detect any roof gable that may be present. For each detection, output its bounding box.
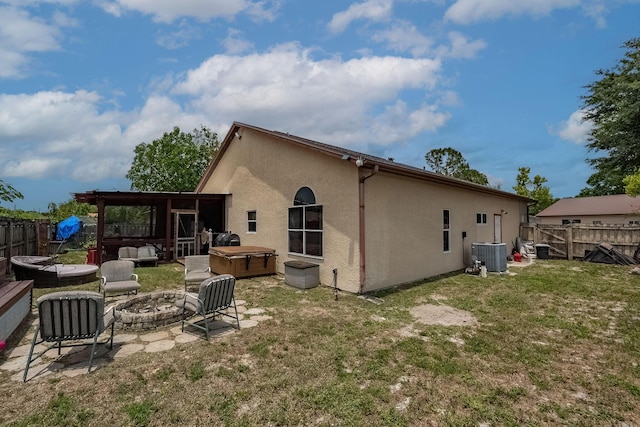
[196,122,530,203]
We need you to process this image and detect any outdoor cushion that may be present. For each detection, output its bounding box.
[184,255,211,290]
[136,246,158,265]
[99,260,140,297]
[118,247,138,262]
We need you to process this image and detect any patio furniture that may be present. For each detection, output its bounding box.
[118,246,138,263]
[176,274,240,340]
[23,290,115,382]
[10,256,99,288]
[118,246,159,266]
[99,260,140,298]
[184,255,212,290]
[137,245,159,266]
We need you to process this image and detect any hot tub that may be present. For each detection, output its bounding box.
[209,246,276,278]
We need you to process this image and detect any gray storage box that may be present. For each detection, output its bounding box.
[284,261,319,289]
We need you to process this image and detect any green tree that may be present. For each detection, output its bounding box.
[424,147,489,185]
[126,125,219,192]
[47,199,95,222]
[0,179,23,205]
[580,38,640,196]
[513,167,555,215]
[623,171,640,196]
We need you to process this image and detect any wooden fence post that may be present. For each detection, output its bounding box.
[566,224,574,260]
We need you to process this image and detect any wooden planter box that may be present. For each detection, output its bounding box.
[209,246,276,278]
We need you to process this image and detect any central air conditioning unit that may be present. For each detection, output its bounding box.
[472,243,507,272]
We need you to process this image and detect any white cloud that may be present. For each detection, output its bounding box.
[156,21,202,49]
[372,21,434,57]
[2,158,71,180]
[444,0,580,24]
[102,0,251,23]
[0,90,131,180]
[328,0,393,34]
[222,29,254,54]
[437,31,486,59]
[172,44,447,146]
[552,109,593,144]
[0,6,64,78]
[582,2,608,29]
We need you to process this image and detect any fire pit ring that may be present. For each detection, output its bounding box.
[113,291,186,331]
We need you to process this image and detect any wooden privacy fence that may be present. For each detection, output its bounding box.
[0,218,48,262]
[520,223,640,260]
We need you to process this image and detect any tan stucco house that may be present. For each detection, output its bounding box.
[196,122,530,293]
[536,194,640,225]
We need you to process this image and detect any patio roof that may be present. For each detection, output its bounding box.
[74,190,226,206]
[73,190,227,264]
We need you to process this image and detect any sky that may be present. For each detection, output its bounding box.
[1,0,639,212]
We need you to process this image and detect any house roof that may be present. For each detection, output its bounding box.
[196,122,531,203]
[536,194,640,217]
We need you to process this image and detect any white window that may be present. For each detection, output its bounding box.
[443,210,450,252]
[476,213,487,224]
[247,210,257,233]
[288,187,323,257]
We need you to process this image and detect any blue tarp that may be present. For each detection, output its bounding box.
[56,215,81,241]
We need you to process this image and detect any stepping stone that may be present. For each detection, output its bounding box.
[239,319,259,329]
[250,315,272,322]
[175,334,199,344]
[169,326,184,336]
[1,355,35,372]
[4,342,47,359]
[110,343,144,359]
[17,361,64,382]
[144,340,175,353]
[244,308,265,315]
[61,358,109,377]
[140,331,169,342]
[113,334,138,344]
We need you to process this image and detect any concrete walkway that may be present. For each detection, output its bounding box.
[0,292,272,383]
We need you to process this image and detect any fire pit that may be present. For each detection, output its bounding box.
[114,291,186,331]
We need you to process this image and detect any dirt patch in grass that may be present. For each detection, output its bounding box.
[410,303,477,326]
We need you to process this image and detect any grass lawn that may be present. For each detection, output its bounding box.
[1,253,639,426]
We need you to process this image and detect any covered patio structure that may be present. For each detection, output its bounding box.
[74,191,226,265]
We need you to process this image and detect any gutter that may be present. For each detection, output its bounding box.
[358,164,379,294]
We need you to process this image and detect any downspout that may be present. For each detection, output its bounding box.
[96,197,105,265]
[358,164,379,294]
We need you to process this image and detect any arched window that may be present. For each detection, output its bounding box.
[288,187,323,257]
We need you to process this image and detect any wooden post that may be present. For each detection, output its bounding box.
[7,219,13,262]
[566,224,574,260]
[96,198,105,264]
[165,198,172,261]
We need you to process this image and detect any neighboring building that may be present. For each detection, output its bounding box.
[196,122,530,293]
[536,194,640,226]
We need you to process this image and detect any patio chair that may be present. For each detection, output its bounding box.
[136,245,158,266]
[118,246,138,263]
[176,274,240,340]
[23,291,115,382]
[184,255,212,290]
[99,260,140,298]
